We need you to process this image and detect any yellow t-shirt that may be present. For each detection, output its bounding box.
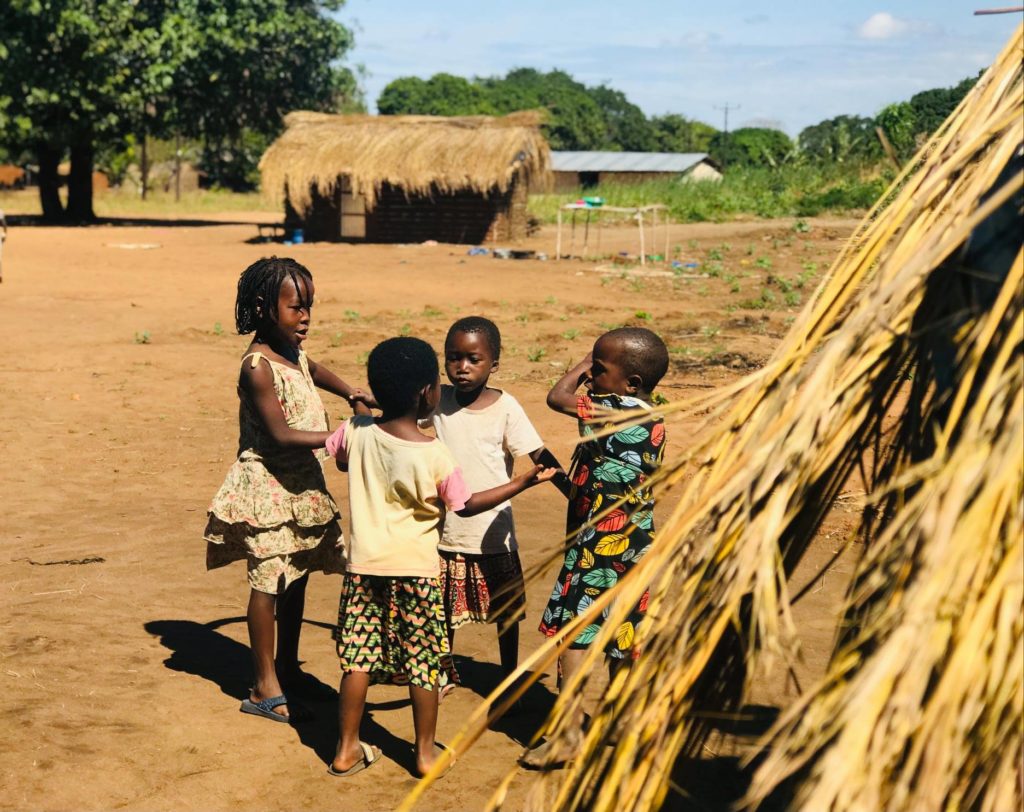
[328,416,470,577]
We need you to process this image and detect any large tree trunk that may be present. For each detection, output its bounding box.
[66,139,95,221]
[37,144,64,221]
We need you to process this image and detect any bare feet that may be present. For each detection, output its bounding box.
[518,728,583,770]
[332,741,381,774]
[415,742,453,778]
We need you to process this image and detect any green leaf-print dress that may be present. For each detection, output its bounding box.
[538,392,665,658]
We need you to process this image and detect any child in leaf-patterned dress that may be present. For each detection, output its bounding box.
[523,327,668,768]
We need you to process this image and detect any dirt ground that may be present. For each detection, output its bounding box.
[0,213,862,811]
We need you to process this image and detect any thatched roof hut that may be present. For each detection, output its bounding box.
[259,111,550,243]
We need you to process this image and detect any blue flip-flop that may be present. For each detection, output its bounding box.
[240,694,290,723]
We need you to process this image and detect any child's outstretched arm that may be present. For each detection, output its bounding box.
[241,361,334,450]
[455,464,556,518]
[306,357,378,411]
[529,447,571,498]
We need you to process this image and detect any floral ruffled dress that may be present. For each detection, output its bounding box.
[205,351,344,594]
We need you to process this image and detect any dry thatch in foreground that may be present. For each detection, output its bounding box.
[258,110,550,213]
[402,22,1023,812]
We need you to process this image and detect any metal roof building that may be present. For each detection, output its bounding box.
[549,151,721,190]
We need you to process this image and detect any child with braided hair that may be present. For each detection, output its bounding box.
[205,256,370,724]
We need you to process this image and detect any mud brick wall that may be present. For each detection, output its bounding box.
[364,178,526,244]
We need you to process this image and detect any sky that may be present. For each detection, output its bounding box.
[335,1,1019,136]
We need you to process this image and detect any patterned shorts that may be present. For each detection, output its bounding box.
[334,574,453,690]
[439,550,527,630]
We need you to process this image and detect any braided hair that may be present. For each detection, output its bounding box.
[235,257,313,335]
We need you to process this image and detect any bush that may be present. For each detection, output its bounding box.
[530,164,895,224]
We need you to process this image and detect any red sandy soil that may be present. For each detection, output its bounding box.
[0,215,861,811]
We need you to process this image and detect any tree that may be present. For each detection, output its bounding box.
[378,73,491,117]
[650,114,718,153]
[587,85,656,151]
[710,127,794,168]
[875,102,917,161]
[908,75,978,135]
[798,115,881,163]
[0,0,359,217]
[379,68,613,150]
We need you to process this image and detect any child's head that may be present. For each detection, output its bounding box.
[235,257,314,345]
[368,337,440,417]
[444,316,501,393]
[589,327,669,398]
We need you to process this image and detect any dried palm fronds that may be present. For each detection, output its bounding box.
[259,110,550,213]
[744,250,1022,811]
[402,22,1024,812]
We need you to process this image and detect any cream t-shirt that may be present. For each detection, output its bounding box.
[327,416,470,578]
[424,386,544,555]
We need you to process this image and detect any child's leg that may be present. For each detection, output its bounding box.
[409,683,440,776]
[333,671,371,771]
[519,647,586,767]
[247,588,288,715]
[275,574,308,677]
[497,621,520,676]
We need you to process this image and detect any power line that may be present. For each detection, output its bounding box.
[713,103,741,170]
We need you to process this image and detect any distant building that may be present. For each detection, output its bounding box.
[550,151,721,192]
[260,111,550,243]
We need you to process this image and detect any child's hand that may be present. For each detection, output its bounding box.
[519,464,558,488]
[349,388,378,408]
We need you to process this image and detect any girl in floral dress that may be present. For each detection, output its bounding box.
[523,327,669,768]
[205,257,369,724]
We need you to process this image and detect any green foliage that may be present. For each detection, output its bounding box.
[798,115,881,163]
[0,0,360,208]
[587,85,656,151]
[908,75,979,136]
[529,163,893,223]
[710,127,794,168]
[875,102,916,160]
[650,114,717,152]
[378,74,492,116]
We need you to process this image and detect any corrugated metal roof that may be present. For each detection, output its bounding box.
[550,151,710,173]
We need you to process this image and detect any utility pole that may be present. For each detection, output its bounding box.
[713,103,740,169]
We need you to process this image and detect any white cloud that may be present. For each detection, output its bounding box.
[858,12,910,40]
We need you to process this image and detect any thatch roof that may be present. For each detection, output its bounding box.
[259,110,550,213]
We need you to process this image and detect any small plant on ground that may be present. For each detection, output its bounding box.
[793,218,811,233]
[422,305,443,318]
[527,347,547,363]
[544,295,558,305]
[707,247,723,261]
[330,332,343,347]
[515,312,530,324]
[705,261,723,277]
[344,309,360,321]
[701,324,720,339]
[134,330,151,344]
[784,290,802,307]
[356,350,369,365]
[561,328,580,340]
[213,322,224,336]
[399,323,411,336]
[755,256,773,270]
[739,288,777,310]
[634,310,653,322]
